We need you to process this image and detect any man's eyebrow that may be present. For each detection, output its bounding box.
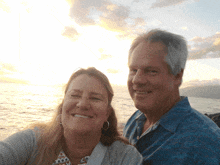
[145,66,160,69]
[129,65,159,69]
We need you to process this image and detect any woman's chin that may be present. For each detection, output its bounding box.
[66,127,100,135]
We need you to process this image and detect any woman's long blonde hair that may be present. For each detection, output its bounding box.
[30,67,128,165]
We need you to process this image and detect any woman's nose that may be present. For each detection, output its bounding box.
[76,97,90,110]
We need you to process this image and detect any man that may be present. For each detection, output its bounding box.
[123,29,220,164]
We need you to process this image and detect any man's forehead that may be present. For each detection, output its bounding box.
[137,41,167,54]
[129,41,168,63]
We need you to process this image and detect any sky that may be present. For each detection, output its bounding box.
[0,0,220,86]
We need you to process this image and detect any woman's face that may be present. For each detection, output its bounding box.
[61,74,110,134]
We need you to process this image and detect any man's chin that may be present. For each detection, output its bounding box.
[134,100,155,112]
[134,102,148,111]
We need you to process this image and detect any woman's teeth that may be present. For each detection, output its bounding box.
[74,114,89,118]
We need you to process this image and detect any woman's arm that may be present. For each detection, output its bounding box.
[0,129,37,165]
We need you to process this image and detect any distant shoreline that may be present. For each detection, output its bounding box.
[180,85,220,100]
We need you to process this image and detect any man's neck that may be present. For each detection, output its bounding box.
[142,95,181,134]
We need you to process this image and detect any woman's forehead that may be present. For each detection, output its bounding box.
[67,74,108,95]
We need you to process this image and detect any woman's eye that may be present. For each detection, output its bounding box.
[91,97,101,100]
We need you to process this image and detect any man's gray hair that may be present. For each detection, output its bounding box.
[129,29,188,76]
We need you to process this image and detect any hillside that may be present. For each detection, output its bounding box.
[180,85,220,99]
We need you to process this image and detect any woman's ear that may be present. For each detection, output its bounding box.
[106,106,112,118]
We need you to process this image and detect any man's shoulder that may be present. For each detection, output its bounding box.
[175,108,220,142]
[180,108,220,130]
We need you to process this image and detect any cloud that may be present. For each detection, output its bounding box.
[0,0,11,13]
[189,47,220,60]
[20,0,33,13]
[99,54,113,60]
[69,0,131,32]
[106,68,121,74]
[181,27,188,31]
[188,33,220,60]
[134,17,146,26]
[99,4,130,32]
[68,0,151,39]
[214,38,220,46]
[190,36,204,43]
[62,26,79,41]
[0,62,17,75]
[151,0,187,8]
[0,63,25,84]
[0,77,28,84]
[69,0,109,26]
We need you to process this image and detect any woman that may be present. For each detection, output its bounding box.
[0,67,143,165]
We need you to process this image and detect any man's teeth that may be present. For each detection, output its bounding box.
[74,114,89,118]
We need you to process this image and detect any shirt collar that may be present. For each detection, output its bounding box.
[159,96,191,133]
[135,96,191,133]
[135,111,146,121]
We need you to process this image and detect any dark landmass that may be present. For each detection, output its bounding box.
[180,85,220,99]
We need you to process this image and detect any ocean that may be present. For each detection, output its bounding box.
[1,82,220,140]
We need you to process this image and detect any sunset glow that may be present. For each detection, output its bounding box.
[0,0,219,86]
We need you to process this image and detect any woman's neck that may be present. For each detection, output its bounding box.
[63,130,101,164]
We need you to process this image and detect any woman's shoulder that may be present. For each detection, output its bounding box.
[109,140,132,149]
[104,141,143,164]
[108,141,141,156]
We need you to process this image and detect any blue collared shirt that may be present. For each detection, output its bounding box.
[123,97,220,164]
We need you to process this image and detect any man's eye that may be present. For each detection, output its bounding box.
[129,69,137,73]
[149,70,158,75]
[71,94,80,98]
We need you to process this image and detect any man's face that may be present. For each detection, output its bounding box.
[128,41,182,114]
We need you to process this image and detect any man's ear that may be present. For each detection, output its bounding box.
[175,69,184,86]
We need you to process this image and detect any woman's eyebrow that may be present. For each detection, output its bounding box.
[67,89,82,94]
[90,92,104,98]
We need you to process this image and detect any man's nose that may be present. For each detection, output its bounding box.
[132,70,146,84]
[76,97,90,110]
